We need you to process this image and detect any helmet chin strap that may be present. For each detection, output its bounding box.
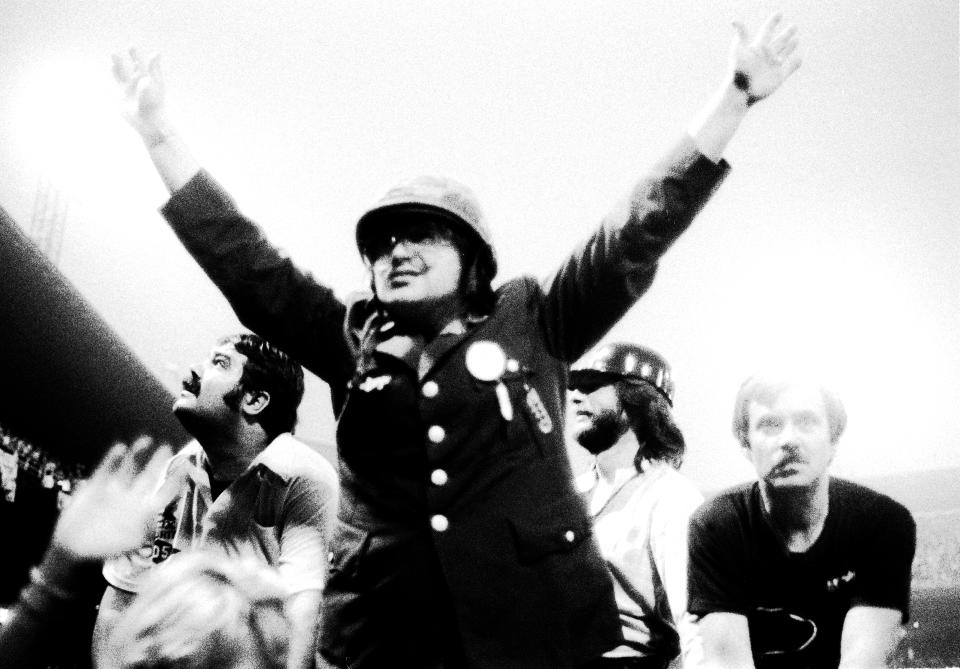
[381,293,469,341]
[618,408,631,437]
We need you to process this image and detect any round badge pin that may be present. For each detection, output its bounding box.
[465,341,507,382]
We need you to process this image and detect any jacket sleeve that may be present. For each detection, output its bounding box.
[160,171,354,390]
[0,550,102,669]
[540,137,730,362]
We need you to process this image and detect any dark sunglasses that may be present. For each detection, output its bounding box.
[362,220,455,260]
[568,371,621,394]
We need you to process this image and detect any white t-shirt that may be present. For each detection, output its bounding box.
[103,433,338,596]
[577,459,703,664]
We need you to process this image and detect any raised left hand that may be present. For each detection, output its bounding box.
[52,436,172,560]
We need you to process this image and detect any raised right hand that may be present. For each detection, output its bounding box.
[111,48,167,141]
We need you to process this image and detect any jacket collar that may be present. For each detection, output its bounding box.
[346,292,489,380]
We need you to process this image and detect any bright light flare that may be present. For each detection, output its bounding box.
[11,56,137,197]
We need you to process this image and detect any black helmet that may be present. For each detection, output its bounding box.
[569,342,675,405]
[355,175,497,279]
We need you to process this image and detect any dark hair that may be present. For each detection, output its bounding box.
[449,226,496,316]
[219,334,304,438]
[617,379,686,469]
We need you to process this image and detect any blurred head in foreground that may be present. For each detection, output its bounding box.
[99,551,289,669]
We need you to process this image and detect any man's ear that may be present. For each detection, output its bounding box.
[827,437,839,464]
[242,390,271,417]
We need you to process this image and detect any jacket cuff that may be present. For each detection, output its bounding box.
[160,169,239,226]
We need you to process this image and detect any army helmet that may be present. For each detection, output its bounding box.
[569,342,675,405]
[355,175,497,279]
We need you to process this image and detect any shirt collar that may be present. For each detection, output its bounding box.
[244,433,298,487]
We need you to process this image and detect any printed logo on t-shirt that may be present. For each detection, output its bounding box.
[825,569,856,593]
[151,509,180,564]
[749,606,817,669]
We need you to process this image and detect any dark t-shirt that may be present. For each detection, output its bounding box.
[687,478,916,669]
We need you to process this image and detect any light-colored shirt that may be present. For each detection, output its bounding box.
[577,459,703,664]
[103,433,338,596]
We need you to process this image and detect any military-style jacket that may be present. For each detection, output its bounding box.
[161,138,728,668]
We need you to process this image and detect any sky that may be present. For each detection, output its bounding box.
[0,1,957,490]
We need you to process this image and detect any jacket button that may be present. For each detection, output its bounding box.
[422,381,439,398]
[427,425,446,443]
[430,469,449,486]
[430,514,449,532]
[564,530,576,543]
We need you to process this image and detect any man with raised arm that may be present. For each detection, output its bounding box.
[686,373,916,669]
[94,334,338,669]
[112,15,800,668]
